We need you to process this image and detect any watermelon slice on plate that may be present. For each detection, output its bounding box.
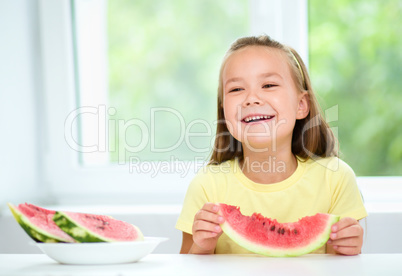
[7,203,76,243]
[218,203,339,257]
[8,203,144,243]
[53,210,144,242]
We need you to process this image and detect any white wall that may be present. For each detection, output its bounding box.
[0,0,42,209]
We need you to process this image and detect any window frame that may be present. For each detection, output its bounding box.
[38,0,401,205]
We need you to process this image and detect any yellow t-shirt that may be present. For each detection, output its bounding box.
[175,156,367,254]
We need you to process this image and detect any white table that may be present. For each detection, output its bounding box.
[1,253,401,276]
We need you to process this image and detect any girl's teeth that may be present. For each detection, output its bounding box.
[244,115,272,122]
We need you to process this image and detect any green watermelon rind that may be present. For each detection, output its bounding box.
[53,211,144,243]
[7,203,74,243]
[218,206,340,257]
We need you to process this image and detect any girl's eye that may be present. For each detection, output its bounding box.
[229,88,243,93]
[263,84,277,89]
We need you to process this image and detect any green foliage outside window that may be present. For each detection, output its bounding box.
[106,0,401,175]
[309,0,402,175]
[107,0,249,162]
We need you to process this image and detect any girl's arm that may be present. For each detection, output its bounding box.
[179,203,224,254]
[180,232,194,254]
[326,217,364,255]
[180,232,215,254]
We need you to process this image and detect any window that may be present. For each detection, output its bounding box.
[70,0,307,167]
[39,0,400,205]
[72,0,250,166]
[309,0,402,176]
[40,0,308,203]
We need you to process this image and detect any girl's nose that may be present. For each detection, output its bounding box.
[243,91,262,107]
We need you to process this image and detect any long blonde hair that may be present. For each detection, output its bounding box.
[209,35,337,164]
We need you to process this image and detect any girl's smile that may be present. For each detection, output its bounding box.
[241,113,275,124]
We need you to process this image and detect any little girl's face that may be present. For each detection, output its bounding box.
[222,46,308,152]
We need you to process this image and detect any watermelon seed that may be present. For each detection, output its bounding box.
[270,226,275,231]
[277,228,281,234]
[262,222,265,226]
[294,229,298,235]
[281,228,285,235]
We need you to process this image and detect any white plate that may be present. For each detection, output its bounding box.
[32,237,168,265]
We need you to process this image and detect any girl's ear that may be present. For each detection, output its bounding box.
[296,92,310,120]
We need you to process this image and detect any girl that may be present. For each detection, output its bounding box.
[176,35,367,256]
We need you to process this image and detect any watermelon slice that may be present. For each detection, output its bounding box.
[7,203,76,243]
[53,211,144,242]
[218,203,339,257]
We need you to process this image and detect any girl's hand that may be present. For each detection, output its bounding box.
[190,203,225,254]
[327,217,364,255]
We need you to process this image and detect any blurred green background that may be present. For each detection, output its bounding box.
[107,0,249,163]
[309,0,402,175]
[106,0,401,176]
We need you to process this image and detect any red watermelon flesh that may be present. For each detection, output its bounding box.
[57,211,143,242]
[8,203,75,243]
[218,203,339,257]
